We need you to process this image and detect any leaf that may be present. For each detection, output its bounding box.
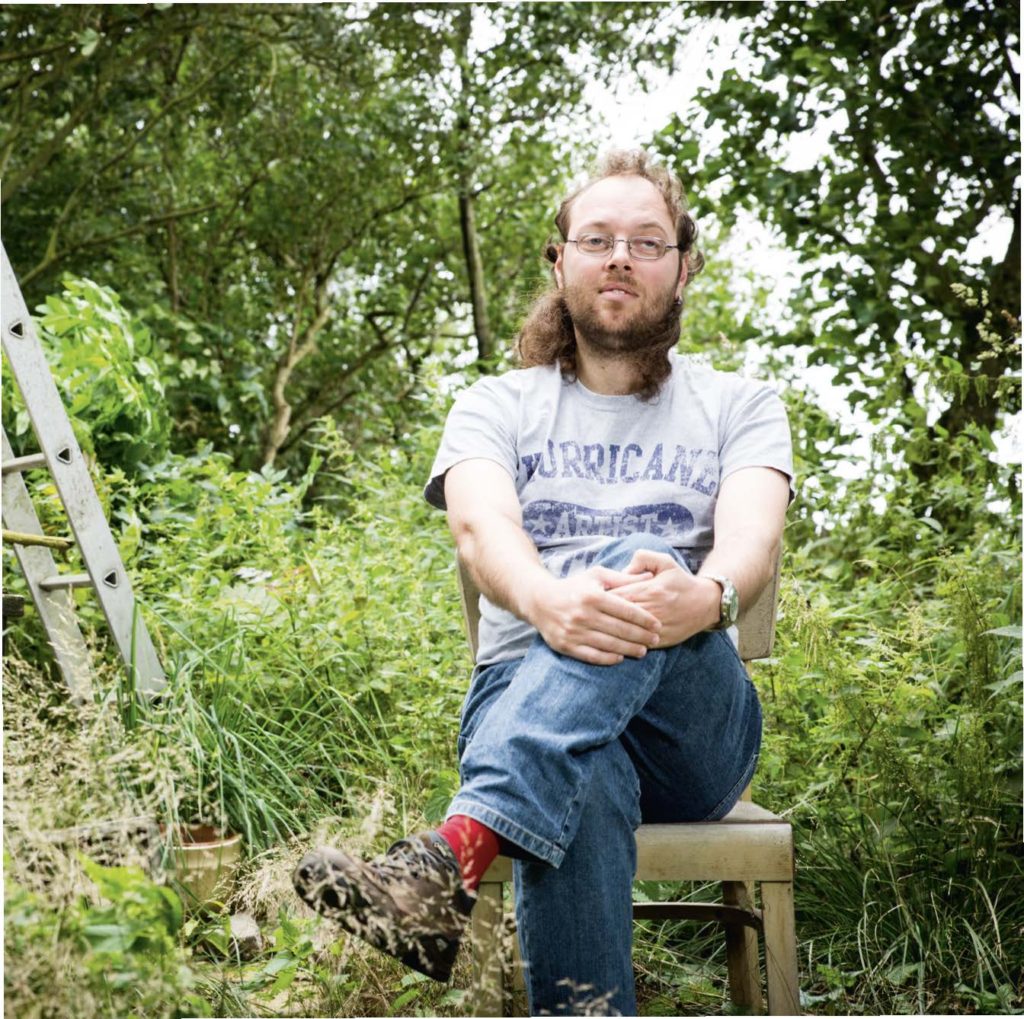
[985,672,1022,695]
[76,28,100,57]
[156,884,183,935]
[262,954,295,976]
[886,961,921,986]
[387,986,422,1013]
[268,959,299,995]
[984,625,1022,639]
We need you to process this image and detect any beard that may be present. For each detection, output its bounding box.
[515,272,685,401]
[563,275,681,358]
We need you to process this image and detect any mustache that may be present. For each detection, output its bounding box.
[602,271,638,288]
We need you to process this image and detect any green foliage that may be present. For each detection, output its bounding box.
[750,518,1023,1013]
[0,2,683,480]
[76,857,186,984]
[658,0,1020,516]
[4,859,209,1019]
[3,276,170,471]
[234,913,318,996]
[86,413,468,848]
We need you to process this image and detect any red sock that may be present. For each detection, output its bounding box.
[436,814,500,892]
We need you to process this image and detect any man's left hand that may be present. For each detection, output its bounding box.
[612,549,721,648]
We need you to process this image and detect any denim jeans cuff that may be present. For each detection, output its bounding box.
[446,797,565,868]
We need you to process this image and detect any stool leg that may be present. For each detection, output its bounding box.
[510,912,526,994]
[722,879,763,1013]
[761,880,799,1015]
[469,880,505,1017]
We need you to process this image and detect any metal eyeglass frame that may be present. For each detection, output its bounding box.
[564,233,680,260]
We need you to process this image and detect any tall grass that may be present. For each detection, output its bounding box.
[5,424,1022,1015]
[753,541,1023,1014]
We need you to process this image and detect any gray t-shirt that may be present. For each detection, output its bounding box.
[425,351,794,665]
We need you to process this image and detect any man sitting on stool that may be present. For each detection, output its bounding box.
[295,148,794,1015]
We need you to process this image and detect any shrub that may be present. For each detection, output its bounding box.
[4,860,209,1019]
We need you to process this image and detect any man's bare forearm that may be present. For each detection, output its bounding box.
[697,526,778,612]
[450,508,554,627]
[697,467,790,615]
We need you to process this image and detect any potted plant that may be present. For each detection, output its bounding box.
[164,823,242,909]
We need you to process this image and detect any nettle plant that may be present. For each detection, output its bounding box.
[4,276,171,472]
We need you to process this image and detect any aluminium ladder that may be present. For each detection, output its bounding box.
[1,240,164,701]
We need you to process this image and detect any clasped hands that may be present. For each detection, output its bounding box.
[526,549,721,666]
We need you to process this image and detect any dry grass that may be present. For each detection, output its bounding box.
[3,651,173,897]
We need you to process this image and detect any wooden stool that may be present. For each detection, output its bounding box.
[468,796,798,1015]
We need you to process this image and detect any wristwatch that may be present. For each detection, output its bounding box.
[704,574,739,630]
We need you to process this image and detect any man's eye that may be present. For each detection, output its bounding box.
[580,235,610,251]
[632,238,662,255]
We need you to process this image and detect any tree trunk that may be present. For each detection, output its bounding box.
[261,287,331,467]
[453,3,493,365]
[459,186,493,363]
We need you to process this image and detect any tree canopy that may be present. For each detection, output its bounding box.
[2,2,682,468]
[1,1,1019,532]
[657,0,1019,527]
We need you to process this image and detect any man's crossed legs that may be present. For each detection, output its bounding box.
[295,534,761,1015]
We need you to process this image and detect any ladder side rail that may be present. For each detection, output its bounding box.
[1,244,165,694]
[2,429,92,701]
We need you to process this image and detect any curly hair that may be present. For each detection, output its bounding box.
[516,150,705,400]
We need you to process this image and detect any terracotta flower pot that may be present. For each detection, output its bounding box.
[165,823,242,908]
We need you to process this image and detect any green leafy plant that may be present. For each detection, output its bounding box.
[4,856,209,1019]
[3,276,170,472]
[77,857,184,981]
[239,912,318,995]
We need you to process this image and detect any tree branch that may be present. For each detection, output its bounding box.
[21,202,221,286]
[279,337,394,454]
[262,276,334,466]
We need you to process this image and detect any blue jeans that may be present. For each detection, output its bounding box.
[449,534,762,1016]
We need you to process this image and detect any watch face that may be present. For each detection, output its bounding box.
[708,575,738,628]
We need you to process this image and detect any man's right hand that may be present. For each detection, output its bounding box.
[445,459,661,666]
[523,566,663,666]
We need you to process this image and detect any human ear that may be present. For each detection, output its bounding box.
[677,257,688,297]
[553,246,565,290]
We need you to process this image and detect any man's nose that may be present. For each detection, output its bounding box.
[604,238,632,267]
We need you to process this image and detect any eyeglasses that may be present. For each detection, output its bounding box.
[565,233,679,261]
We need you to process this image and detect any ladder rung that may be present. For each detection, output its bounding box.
[38,573,92,591]
[3,528,75,551]
[2,453,47,475]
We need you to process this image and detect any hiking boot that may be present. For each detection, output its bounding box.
[292,831,475,982]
